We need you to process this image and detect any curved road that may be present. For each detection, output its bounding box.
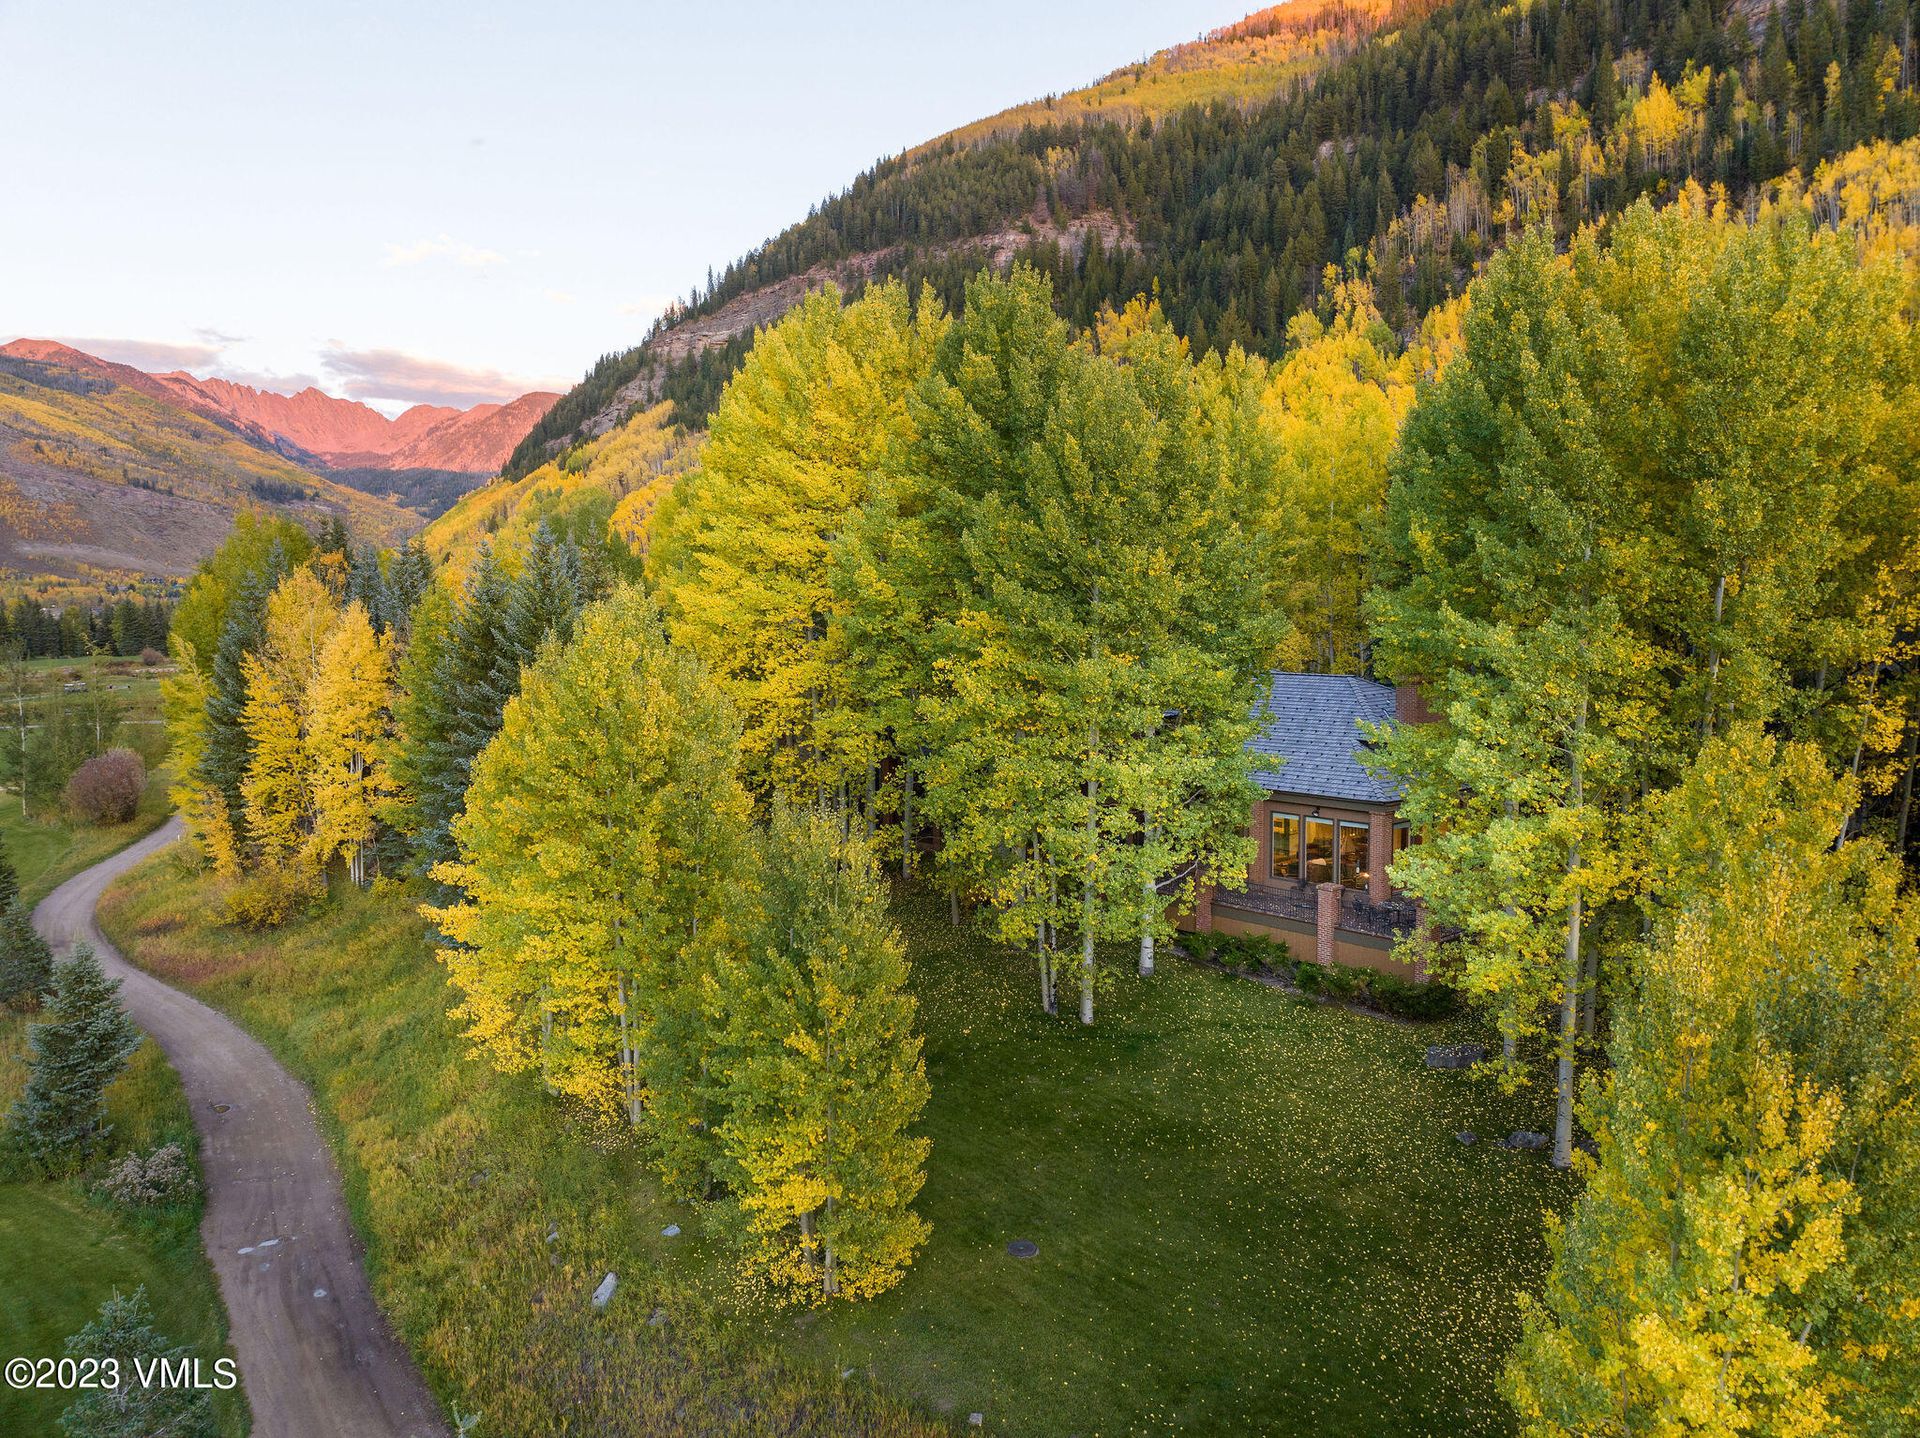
[36,817,450,1438]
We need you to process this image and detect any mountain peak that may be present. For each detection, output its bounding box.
[1,338,556,475]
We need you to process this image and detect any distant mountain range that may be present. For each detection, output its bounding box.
[0,339,558,475]
[0,339,555,586]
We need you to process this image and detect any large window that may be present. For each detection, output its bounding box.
[1270,812,1301,881]
[1339,820,1370,892]
[1303,818,1335,885]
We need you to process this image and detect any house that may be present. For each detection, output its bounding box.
[1185,673,1430,978]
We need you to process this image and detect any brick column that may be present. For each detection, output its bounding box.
[1367,810,1392,905]
[1411,900,1430,982]
[1315,882,1339,967]
[1192,883,1216,935]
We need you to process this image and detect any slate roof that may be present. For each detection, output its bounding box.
[1247,672,1402,806]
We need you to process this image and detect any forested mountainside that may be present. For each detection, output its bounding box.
[0,348,415,582]
[510,0,1920,477]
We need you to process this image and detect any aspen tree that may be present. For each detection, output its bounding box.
[712,804,930,1303]
[307,602,392,886]
[427,587,751,1193]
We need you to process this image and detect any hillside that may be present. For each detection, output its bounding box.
[0,340,558,476]
[510,0,1920,475]
[0,348,416,582]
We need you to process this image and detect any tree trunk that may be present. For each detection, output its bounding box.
[1553,698,1587,1171]
[949,889,961,926]
[1897,719,1918,856]
[900,766,913,879]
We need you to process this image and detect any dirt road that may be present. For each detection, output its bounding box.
[35,818,450,1437]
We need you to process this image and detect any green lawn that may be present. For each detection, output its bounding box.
[0,1009,245,1436]
[97,846,1572,1436]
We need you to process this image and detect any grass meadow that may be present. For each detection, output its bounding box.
[0,1008,245,1436]
[97,845,1573,1436]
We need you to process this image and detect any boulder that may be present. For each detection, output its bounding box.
[1425,1043,1487,1070]
[592,1272,617,1309]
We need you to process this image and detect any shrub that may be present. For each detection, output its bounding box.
[1367,972,1462,1021]
[1181,931,1222,962]
[1294,960,1325,995]
[65,747,145,824]
[94,1142,196,1207]
[225,865,325,929]
[138,646,164,667]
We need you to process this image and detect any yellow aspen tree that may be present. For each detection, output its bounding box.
[239,569,339,872]
[306,601,392,887]
[650,279,945,811]
[712,804,930,1304]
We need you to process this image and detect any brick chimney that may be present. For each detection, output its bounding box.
[1394,681,1435,726]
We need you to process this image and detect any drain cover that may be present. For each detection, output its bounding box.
[211,1103,231,1113]
[1005,1239,1039,1259]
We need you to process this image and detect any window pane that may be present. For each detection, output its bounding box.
[1270,813,1300,881]
[1392,822,1411,856]
[1304,818,1335,885]
[1339,821,1370,892]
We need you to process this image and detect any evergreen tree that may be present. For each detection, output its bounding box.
[347,545,389,633]
[394,546,513,877]
[0,833,19,913]
[57,1287,218,1438]
[0,901,54,1010]
[385,538,434,638]
[712,804,931,1304]
[5,944,141,1172]
[198,544,288,839]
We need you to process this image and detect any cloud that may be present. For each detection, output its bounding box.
[208,364,324,395]
[320,344,563,408]
[616,294,674,318]
[193,326,250,347]
[542,289,577,306]
[381,234,506,270]
[55,336,222,371]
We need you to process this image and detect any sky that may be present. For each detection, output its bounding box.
[0,0,1241,414]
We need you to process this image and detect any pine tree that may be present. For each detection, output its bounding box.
[426,586,752,1188]
[0,901,54,1010]
[347,545,389,633]
[306,602,392,886]
[711,805,931,1304]
[57,1287,218,1438]
[0,834,17,912]
[385,539,435,639]
[423,546,515,875]
[5,944,141,1172]
[198,546,285,839]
